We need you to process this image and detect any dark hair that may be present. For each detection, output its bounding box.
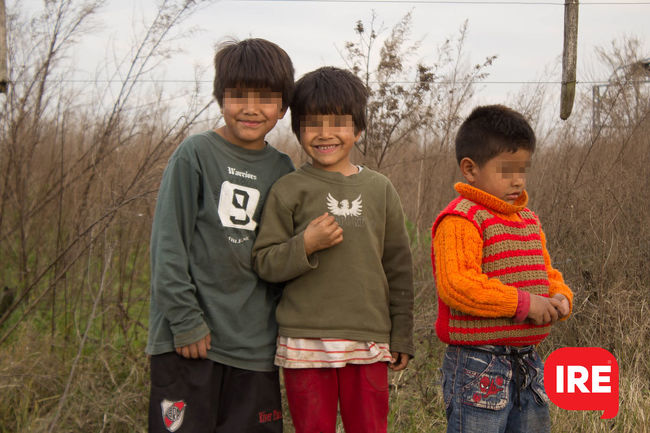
[455,105,536,166]
[290,67,368,139]
[213,38,294,110]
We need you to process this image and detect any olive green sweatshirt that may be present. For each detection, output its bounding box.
[146,130,294,371]
[252,164,414,356]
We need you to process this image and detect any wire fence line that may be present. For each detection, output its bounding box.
[8,79,649,85]
[235,0,650,5]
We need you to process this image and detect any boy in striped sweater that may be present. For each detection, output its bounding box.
[431,105,573,433]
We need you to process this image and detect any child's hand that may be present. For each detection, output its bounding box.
[303,212,343,256]
[389,352,409,371]
[552,293,570,318]
[527,294,561,325]
[176,334,211,359]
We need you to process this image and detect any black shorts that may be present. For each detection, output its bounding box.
[148,352,282,433]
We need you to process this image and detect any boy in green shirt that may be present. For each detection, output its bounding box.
[146,38,294,433]
[253,67,414,433]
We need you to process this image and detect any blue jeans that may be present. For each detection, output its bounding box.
[441,345,550,433]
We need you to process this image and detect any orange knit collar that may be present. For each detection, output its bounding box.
[454,182,528,215]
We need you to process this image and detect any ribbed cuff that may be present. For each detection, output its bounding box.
[297,230,319,269]
[173,321,210,348]
[514,290,530,322]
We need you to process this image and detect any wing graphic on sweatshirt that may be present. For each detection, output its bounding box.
[326,193,362,217]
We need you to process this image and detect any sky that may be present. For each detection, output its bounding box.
[16,0,650,124]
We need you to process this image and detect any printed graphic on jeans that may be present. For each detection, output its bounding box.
[218,181,260,231]
[161,399,186,432]
[473,375,505,403]
[454,351,511,411]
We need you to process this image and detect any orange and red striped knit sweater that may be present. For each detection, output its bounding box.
[431,183,573,346]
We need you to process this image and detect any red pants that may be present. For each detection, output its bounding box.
[283,363,389,433]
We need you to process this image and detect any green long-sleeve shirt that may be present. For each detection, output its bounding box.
[252,164,415,356]
[146,130,294,371]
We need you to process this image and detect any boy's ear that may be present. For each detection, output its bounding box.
[354,130,363,143]
[278,106,288,119]
[459,157,479,183]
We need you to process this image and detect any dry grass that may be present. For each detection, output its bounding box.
[1,104,648,433]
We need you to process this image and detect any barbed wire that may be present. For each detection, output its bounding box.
[235,0,650,5]
[10,79,649,85]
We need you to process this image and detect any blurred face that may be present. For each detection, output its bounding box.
[216,87,285,150]
[461,148,532,204]
[299,114,361,174]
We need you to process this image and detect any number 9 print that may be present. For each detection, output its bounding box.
[217,181,260,231]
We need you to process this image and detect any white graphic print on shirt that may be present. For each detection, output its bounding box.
[217,181,260,231]
[326,193,362,217]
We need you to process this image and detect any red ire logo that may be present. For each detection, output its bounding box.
[544,347,619,419]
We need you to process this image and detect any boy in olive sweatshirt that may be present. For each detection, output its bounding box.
[252,67,414,433]
[146,39,294,433]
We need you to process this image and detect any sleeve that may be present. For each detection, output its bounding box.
[432,215,527,318]
[383,185,415,357]
[150,155,210,348]
[540,228,574,317]
[252,187,317,283]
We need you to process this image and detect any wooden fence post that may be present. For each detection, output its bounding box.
[0,0,7,93]
[560,0,579,120]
